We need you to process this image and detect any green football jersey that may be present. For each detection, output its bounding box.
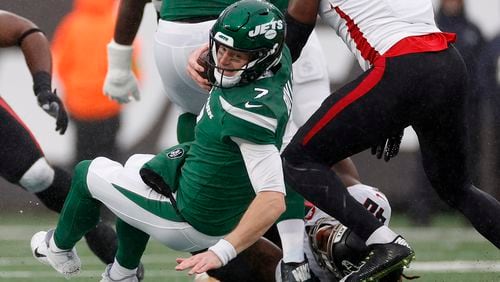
[160,0,288,21]
[176,48,293,236]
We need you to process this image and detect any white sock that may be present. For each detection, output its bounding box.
[277,219,305,263]
[365,225,398,246]
[109,260,137,280]
[49,235,68,252]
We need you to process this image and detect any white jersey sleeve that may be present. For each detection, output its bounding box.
[231,137,286,195]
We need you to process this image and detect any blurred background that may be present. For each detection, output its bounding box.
[0,0,499,224]
[0,1,499,281]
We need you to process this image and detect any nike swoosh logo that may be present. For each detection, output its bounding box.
[33,247,46,258]
[244,102,262,108]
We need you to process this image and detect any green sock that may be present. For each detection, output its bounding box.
[53,160,101,249]
[115,218,150,269]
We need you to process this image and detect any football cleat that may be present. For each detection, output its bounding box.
[30,229,81,278]
[340,236,415,282]
[275,259,314,282]
[101,264,139,282]
[136,262,145,281]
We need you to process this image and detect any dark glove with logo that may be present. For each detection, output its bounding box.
[139,167,174,198]
[371,130,404,162]
[33,72,68,134]
[36,89,68,134]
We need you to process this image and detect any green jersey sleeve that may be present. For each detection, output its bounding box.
[219,98,279,145]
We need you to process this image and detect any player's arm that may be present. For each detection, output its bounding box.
[224,138,286,252]
[0,10,51,74]
[0,10,68,134]
[103,0,149,103]
[285,0,320,62]
[332,158,361,187]
[114,0,150,45]
[176,138,286,274]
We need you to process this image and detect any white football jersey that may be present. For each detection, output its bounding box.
[319,0,441,70]
[304,183,391,227]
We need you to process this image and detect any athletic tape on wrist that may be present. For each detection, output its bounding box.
[208,239,237,266]
[107,40,134,69]
[108,40,133,51]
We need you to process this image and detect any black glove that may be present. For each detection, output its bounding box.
[139,167,181,215]
[36,89,68,134]
[371,130,404,162]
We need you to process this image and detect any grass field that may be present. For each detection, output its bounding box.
[0,211,498,282]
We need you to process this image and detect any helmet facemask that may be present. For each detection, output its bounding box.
[307,218,369,280]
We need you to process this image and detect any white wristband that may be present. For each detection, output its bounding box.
[107,40,133,69]
[208,239,237,266]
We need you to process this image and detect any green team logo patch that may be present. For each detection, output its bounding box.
[167,148,184,159]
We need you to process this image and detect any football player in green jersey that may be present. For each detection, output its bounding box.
[30,1,306,281]
[104,0,332,280]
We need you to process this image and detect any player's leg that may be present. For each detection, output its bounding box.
[414,47,500,248]
[264,30,336,282]
[30,160,99,278]
[276,184,312,281]
[83,221,118,265]
[31,154,222,278]
[101,218,150,281]
[0,98,67,211]
[72,115,126,265]
[153,19,214,116]
[73,114,121,163]
[154,20,214,147]
[0,99,120,266]
[282,56,415,281]
[283,65,399,240]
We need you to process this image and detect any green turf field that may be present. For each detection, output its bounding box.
[0,211,498,282]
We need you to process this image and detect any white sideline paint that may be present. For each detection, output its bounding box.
[0,270,186,278]
[0,254,180,266]
[1,256,499,273]
[1,225,485,241]
[410,261,500,272]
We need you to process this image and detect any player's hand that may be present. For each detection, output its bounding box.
[371,130,404,162]
[36,89,68,134]
[103,41,140,104]
[187,43,211,92]
[175,251,223,275]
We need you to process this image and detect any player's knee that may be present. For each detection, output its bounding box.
[73,160,93,187]
[282,142,306,167]
[18,157,55,193]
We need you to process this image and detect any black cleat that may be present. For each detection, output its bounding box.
[340,236,415,282]
[275,259,314,282]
